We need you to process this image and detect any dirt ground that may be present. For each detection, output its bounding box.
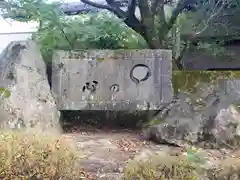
[61,126,240,180]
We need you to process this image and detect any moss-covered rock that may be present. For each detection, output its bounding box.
[172,70,239,94]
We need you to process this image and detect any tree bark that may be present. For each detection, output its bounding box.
[80,0,188,68]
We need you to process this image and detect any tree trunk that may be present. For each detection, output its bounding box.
[124,17,159,49]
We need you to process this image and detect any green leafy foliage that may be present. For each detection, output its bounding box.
[172,70,236,94]
[4,0,236,68]
[35,12,147,62]
[4,0,60,22]
[4,0,147,62]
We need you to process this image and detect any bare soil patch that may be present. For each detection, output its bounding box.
[62,125,240,179]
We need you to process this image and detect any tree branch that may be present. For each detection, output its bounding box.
[173,40,189,70]
[194,0,225,36]
[138,0,152,23]
[152,0,165,22]
[166,0,186,31]
[151,0,159,16]
[127,0,137,16]
[81,0,126,18]
[81,0,111,10]
[137,0,161,48]
[81,0,146,43]
[105,0,127,17]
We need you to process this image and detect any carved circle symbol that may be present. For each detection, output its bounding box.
[130,64,151,84]
[82,81,98,93]
[110,84,119,93]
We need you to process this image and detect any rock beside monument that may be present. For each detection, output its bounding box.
[143,83,240,148]
[0,41,61,132]
[212,105,240,147]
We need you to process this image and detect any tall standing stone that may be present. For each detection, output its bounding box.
[0,41,61,132]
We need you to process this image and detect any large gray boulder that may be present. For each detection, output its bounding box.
[0,41,61,132]
[221,79,240,102]
[212,105,240,147]
[143,82,240,148]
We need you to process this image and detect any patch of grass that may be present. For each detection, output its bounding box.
[123,152,201,180]
[124,146,240,180]
[140,117,164,128]
[0,129,86,180]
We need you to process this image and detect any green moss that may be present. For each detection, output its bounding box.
[234,104,240,112]
[141,118,164,128]
[172,70,237,94]
[0,88,11,98]
[96,57,105,62]
[232,71,240,78]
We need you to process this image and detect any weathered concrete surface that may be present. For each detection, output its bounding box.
[0,41,61,131]
[52,50,173,110]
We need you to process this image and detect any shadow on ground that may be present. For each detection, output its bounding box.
[60,110,154,132]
